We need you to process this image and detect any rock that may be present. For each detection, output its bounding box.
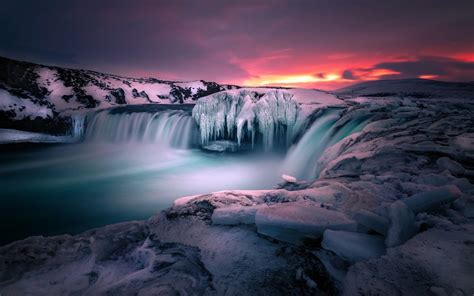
[281,174,297,183]
[321,230,386,263]
[437,157,465,175]
[353,209,389,236]
[452,196,474,218]
[385,201,417,247]
[212,205,264,225]
[343,225,474,296]
[255,202,357,244]
[0,222,214,295]
[402,185,462,213]
[202,140,239,152]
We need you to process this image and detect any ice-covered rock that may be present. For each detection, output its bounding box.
[352,209,389,236]
[402,185,462,213]
[0,222,214,295]
[321,230,386,263]
[281,174,297,183]
[437,157,465,175]
[203,140,239,152]
[255,202,357,244]
[212,205,265,225]
[192,90,300,150]
[385,201,417,247]
[343,224,474,296]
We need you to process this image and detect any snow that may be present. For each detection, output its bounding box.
[36,68,78,112]
[385,201,417,247]
[402,185,462,213]
[352,209,389,236]
[437,157,465,175]
[0,89,53,119]
[281,174,297,183]
[212,205,265,225]
[335,78,474,100]
[344,225,474,296]
[0,221,215,295]
[2,68,474,295]
[192,89,298,150]
[192,88,344,150]
[321,230,386,263]
[175,80,206,95]
[255,202,357,244]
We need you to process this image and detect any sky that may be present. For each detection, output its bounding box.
[0,0,473,90]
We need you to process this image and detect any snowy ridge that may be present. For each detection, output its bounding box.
[0,56,235,134]
[335,78,474,99]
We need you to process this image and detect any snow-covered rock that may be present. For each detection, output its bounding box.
[202,140,239,152]
[343,224,474,296]
[385,201,417,247]
[402,185,462,213]
[321,230,386,263]
[0,56,233,136]
[281,174,297,183]
[255,202,357,244]
[352,209,389,236]
[212,205,265,225]
[0,222,214,295]
[437,157,466,175]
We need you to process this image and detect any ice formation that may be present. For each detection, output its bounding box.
[192,90,299,150]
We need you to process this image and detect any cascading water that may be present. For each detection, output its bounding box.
[70,114,85,141]
[282,108,371,180]
[83,109,200,149]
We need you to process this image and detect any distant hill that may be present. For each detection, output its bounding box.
[334,78,474,99]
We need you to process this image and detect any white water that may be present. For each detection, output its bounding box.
[282,109,370,180]
[84,109,200,148]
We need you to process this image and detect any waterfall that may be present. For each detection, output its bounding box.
[282,109,371,180]
[83,109,200,149]
[70,114,85,141]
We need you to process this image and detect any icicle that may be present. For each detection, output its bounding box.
[192,90,300,150]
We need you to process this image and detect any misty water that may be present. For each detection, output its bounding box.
[0,106,288,245]
[0,143,284,245]
[0,105,369,246]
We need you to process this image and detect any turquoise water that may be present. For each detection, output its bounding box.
[0,143,283,245]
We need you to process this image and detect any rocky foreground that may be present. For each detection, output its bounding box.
[1,95,473,295]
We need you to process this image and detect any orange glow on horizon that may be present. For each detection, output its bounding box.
[243,73,342,87]
[418,75,439,80]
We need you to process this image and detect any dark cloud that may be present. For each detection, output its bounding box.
[342,70,357,80]
[343,56,474,81]
[373,56,474,80]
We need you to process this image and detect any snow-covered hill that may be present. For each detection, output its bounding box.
[0,56,237,134]
[334,78,474,99]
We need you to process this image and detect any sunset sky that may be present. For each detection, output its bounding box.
[1,0,473,90]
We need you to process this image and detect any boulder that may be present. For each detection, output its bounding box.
[385,201,417,247]
[402,185,461,213]
[281,174,297,183]
[255,202,357,244]
[437,157,465,175]
[212,205,264,225]
[353,209,389,236]
[322,230,386,263]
